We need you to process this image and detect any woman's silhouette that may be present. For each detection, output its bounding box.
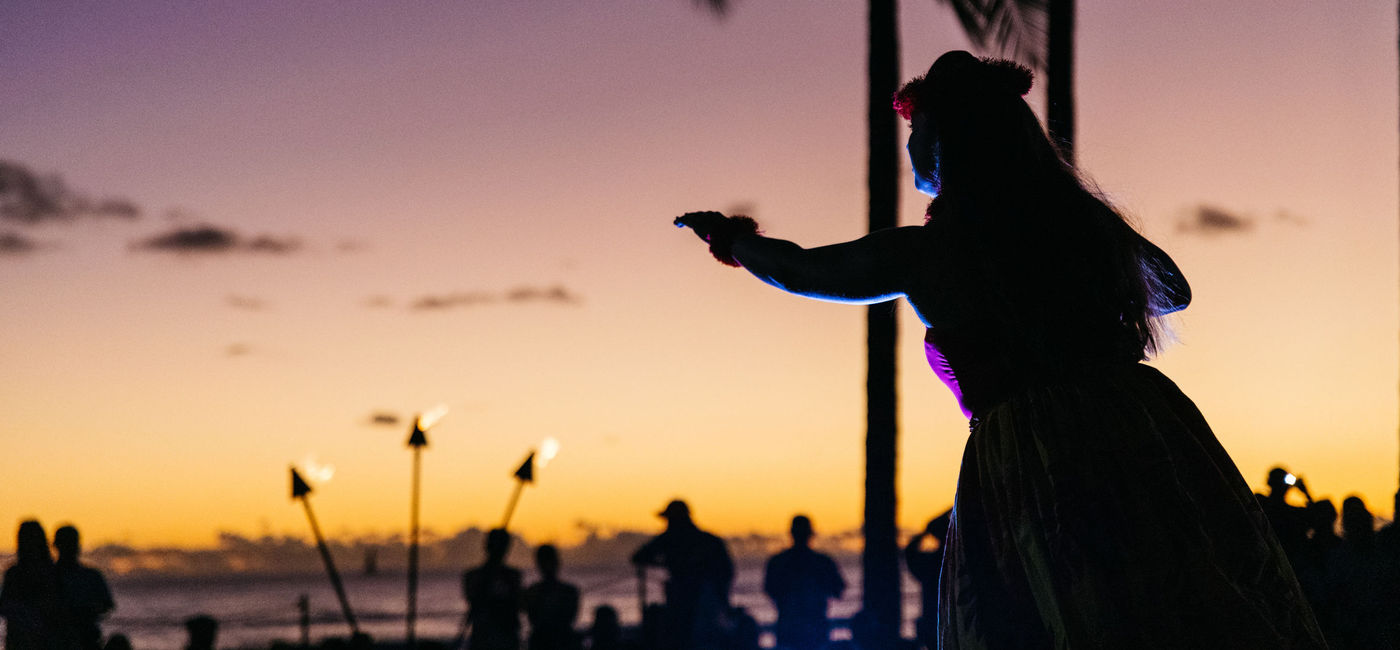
[675,51,1324,648]
[0,521,60,650]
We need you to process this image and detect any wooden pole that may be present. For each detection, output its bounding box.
[1046,0,1077,160]
[864,0,901,647]
[501,480,526,529]
[298,594,310,648]
[407,445,422,648]
[300,496,359,635]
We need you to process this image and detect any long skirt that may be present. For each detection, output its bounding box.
[939,363,1326,649]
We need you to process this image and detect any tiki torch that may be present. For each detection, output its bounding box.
[405,405,447,649]
[500,438,558,529]
[290,466,359,636]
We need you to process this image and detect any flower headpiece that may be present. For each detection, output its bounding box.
[892,79,923,121]
[893,53,1034,122]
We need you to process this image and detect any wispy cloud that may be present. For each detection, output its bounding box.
[0,160,141,225]
[1177,204,1253,235]
[227,295,268,311]
[1275,210,1308,227]
[410,285,581,311]
[133,225,302,255]
[225,343,252,357]
[247,235,301,254]
[0,232,41,255]
[411,292,495,311]
[1177,205,1312,235]
[368,412,401,427]
[505,285,579,304]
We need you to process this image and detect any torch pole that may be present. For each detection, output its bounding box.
[500,479,525,529]
[407,445,422,648]
[300,496,360,635]
[298,594,310,649]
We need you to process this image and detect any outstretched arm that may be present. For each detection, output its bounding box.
[675,211,924,304]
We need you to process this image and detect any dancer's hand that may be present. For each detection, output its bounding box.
[674,211,729,242]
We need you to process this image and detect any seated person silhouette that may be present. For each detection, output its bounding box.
[586,605,639,650]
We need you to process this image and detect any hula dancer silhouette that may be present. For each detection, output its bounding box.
[674,51,1324,648]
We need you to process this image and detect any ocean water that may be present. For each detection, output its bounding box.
[93,560,921,649]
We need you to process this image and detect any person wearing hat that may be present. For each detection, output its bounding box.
[763,515,845,650]
[674,50,1323,648]
[630,500,733,650]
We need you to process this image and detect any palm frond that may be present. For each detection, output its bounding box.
[977,0,1049,70]
[941,0,992,49]
[934,0,1048,71]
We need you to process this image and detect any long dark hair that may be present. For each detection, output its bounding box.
[902,51,1170,360]
[15,520,51,566]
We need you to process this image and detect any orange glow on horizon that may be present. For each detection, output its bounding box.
[0,1,1396,554]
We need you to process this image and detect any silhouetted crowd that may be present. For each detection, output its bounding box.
[460,500,843,650]
[11,475,1400,650]
[534,480,1400,650]
[1255,467,1400,650]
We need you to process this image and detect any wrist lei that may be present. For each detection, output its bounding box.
[707,215,761,267]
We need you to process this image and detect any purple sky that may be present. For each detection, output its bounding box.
[1,1,1396,547]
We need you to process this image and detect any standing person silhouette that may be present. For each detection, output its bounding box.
[1295,499,1341,641]
[462,529,523,650]
[904,510,950,649]
[0,520,59,650]
[53,526,114,650]
[674,50,1324,648]
[630,500,733,650]
[1256,467,1313,560]
[763,515,845,650]
[523,544,581,650]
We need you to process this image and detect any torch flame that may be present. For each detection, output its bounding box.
[300,455,336,484]
[418,404,449,430]
[538,437,560,468]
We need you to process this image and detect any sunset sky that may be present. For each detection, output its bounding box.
[2,1,1397,550]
